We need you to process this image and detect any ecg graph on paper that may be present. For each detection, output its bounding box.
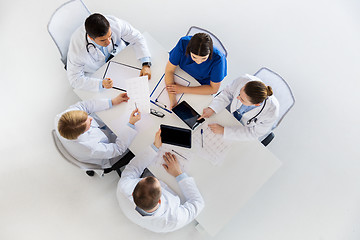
[194,124,232,166]
[125,76,150,115]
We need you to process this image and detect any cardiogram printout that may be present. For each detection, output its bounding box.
[103,61,141,90]
[150,74,190,111]
[126,76,150,115]
[193,123,233,166]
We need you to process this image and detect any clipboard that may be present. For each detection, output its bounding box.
[149,74,190,113]
[103,61,141,91]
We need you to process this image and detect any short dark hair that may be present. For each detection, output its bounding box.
[85,13,110,39]
[133,176,161,211]
[244,81,274,104]
[185,33,213,59]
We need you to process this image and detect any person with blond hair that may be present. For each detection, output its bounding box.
[200,75,279,141]
[54,93,140,169]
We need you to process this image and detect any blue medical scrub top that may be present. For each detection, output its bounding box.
[169,36,227,85]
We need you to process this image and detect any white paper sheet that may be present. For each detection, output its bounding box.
[153,144,191,172]
[193,123,233,166]
[125,76,151,115]
[150,74,190,111]
[103,61,141,90]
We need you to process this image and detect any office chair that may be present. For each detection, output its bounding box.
[254,67,295,146]
[186,26,228,57]
[52,130,134,177]
[47,0,91,68]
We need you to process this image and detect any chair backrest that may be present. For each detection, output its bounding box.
[254,67,295,129]
[47,0,91,66]
[51,130,103,172]
[186,26,228,57]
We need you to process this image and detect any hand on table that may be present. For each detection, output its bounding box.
[153,129,162,149]
[166,84,184,94]
[198,107,215,120]
[140,66,151,80]
[162,152,182,177]
[129,108,141,125]
[102,78,113,89]
[111,93,129,106]
[209,123,224,135]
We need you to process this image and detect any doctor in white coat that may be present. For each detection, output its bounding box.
[67,13,152,91]
[117,130,204,233]
[55,93,141,168]
[200,74,279,141]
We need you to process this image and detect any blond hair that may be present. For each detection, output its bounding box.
[58,110,88,140]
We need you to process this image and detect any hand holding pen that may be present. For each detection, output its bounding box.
[129,107,141,125]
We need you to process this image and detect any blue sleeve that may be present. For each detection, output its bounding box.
[168,38,184,66]
[175,172,189,182]
[210,53,227,83]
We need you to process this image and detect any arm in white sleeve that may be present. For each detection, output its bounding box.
[209,78,241,113]
[66,56,102,92]
[172,176,205,230]
[115,19,151,60]
[68,99,110,114]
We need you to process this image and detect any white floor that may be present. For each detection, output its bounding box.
[1,0,360,239]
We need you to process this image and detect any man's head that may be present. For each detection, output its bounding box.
[58,110,92,140]
[85,13,112,47]
[133,176,162,211]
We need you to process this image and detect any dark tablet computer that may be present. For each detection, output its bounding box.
[160,124,191,148]
[172,101,205,130]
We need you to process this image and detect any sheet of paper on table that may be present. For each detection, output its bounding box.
[103,61,141,90]
[125,76,151,115]
[193,123,233,166]
[153,144,192,172]
[150,74,190,111]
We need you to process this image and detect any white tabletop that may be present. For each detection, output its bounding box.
[74,32,282,236]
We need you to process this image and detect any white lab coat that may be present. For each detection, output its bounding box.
[55,99,137,168]
[117,146,204,233]
[209,75,279,141]
[67,15,151,91]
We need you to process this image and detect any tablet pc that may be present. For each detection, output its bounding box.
[172,101,205,130]
[160,124,191,148]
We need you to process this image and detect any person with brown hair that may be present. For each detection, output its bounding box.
[164,33,227,109]
[54,93,141,169]
[200,75,280,141]
[117,130,204,232]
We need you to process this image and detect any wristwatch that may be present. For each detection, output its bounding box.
[142,62,152,67]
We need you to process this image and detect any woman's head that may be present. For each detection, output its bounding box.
[237,81,273,106]
[186,33,213,64]
[58,110,91,140]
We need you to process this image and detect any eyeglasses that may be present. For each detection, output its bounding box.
[150,108,165,118]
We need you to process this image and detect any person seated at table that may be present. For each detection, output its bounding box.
[55,93,141,170]
[199,74,279,141]
[117,130,204,233]
[67,13,152,92]
[165,33,227,109]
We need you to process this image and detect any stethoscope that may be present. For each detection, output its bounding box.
[245,98,267,125]
[85,33,118,61]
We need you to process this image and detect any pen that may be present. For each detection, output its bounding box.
[171,150,188,160]
[201,129,204,148]
[112,86,127,92]
[134,102,139,116]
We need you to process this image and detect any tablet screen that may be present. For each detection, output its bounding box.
[172,101,203,130]
[160,124,191,148]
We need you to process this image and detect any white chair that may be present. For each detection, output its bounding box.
[52,130,104,177]
[47,0,91,67]
[186,26,228,57]
[254,67,295,146]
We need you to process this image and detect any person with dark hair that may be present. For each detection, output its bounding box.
[67,13,152,91]
[199,75,280,141]
[165,33,227,109]
[54,93,141,168]
[117,130,204,232]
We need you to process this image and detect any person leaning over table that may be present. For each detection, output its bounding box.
[117,130,204,233]
[199,74,280,141]
[67,13,152,92]
[165,33,227,109]
[55,93,141,171]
